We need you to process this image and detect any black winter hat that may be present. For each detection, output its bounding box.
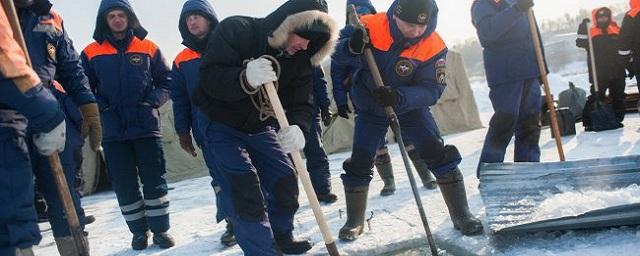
[294,20,330,42]
[394,0,433,25]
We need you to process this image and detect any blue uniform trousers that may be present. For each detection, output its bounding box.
[342,109,461,187]
[479,78,542,167]
[102,137,170,235]
[0,138,40,255]
[202,120,299,256]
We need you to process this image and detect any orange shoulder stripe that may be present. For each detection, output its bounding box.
[39,10,63,33]
[0,1,40,92]
[590,24,621,38]
[362,13,394,52]
[400,32,447,62]
[174,48,201,69]
[629,8,640,18]
[83,41,117,61]
[362,12,447,62]
[127,38,159,58]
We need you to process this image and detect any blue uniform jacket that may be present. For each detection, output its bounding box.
[312,67,330,114]
[171,0,218,147]
[81,0,171,142]
[19,8,96,107]
[333,0,448,117]
[471,0,540,85]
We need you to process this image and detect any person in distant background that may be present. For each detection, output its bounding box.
[577,7,626,130]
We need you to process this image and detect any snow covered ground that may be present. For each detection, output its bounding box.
[34,113,640,256]
[33,68,640,255]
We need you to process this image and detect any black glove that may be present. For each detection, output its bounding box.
[517,0,534,11]
[320,106,333,127]
[337,104,352,119]
[372,86,398,107]
[348,28,368,55]
[578,18,590,35]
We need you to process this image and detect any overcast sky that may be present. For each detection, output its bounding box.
[53,0,629,60]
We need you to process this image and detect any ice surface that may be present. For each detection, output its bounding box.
[530,184,640,221]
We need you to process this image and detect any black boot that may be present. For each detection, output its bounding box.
[85,215,96,225]
[375,162,395,196]
[339,185,369,241]
[131,232,149,250]
[34,193,48,223]
[153,232,175,249]
[412,159,437,190]
[317,192,338,204]
[437,169,484,236]
[220,220,236,247]
[274,233,312,255]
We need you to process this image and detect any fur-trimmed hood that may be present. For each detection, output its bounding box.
[265,0,339,66]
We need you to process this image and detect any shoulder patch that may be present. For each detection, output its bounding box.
[395,59,414,77]
[436,58,446,85]
[47,42,56,62]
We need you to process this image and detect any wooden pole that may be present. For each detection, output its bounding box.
[347,5,439,255]
[527,9,566,161]
[1,1,88,255]
[264,83,340,256]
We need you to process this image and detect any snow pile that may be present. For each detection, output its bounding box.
[531,184,640,221]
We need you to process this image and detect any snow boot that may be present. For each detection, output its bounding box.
[317,192,338,204]
[15,247,34,256]
[339,185,369,241]
[85,215,96,225]
[274,233,312,254]
[220,220,236,247]
[437,169,484,236]
[375,162,395,196]
[153,232,175,249]
[412,159,437,190]
[55,235,89,256]
[131,232,149,250]
[35,193,48,223]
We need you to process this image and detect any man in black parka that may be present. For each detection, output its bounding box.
[192,0,338,255]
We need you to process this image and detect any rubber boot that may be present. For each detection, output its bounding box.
[153,232,175,249]
[339,185,369,241]
[317,192,338,204]
[131,232,149,250]
[375,162,395,196]
[412,159,437,190]
[274,233,312,254]
[16,247,34,256]
[437,169,484,236]
[55,235,90,256]
[220,220,236,247]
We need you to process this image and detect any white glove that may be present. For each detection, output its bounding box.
[277,125,306,154]
[33,120,66,156]
[245,58,278,89]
